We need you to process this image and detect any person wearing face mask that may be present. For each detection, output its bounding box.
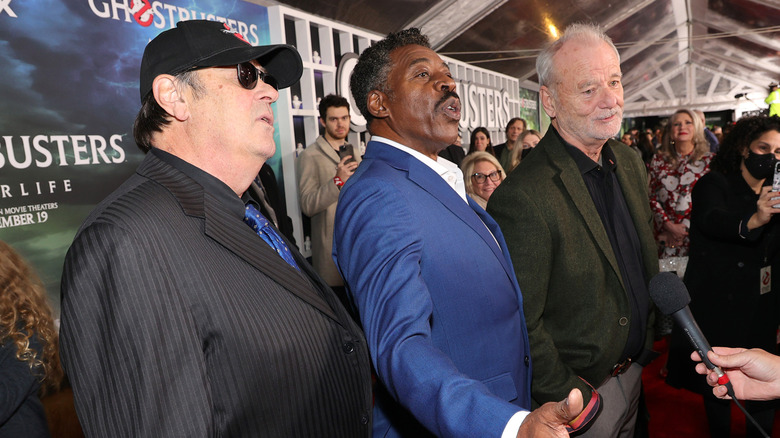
[665,115,780,438]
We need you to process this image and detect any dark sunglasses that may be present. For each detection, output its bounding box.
[236,61,278,91]
[189,62,278,91]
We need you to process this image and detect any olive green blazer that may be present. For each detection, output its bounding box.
[487,131,658,407]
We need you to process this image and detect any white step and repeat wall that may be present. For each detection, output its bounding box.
[267,5,533,253]
[0,1,533,312]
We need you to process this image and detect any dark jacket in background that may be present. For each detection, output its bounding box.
[666,170,780,394]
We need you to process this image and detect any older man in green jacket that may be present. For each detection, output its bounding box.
[488,23,659,437]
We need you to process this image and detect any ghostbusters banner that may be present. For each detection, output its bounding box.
[0,0,276,314]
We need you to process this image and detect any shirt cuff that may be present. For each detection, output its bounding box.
[501,410,529,438]
[739,212,764,241]
[566,385,601,433]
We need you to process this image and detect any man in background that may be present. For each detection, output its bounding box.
[335,27,584,438]
[489,23,659,437]
[766,82,779,117]
[60,20,371,437]
[296,94,360,308]
[494,117,526,171]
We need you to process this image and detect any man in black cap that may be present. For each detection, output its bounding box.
[59,20,372,437]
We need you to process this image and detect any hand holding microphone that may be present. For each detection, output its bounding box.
[692,347,780,402]
[648,272,733,393]
[649,272,770,438]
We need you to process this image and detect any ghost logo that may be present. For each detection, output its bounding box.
[129,0,153,27]
[0,0,16,18]
[220,23,250,44]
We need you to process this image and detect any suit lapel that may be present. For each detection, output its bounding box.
[368,141,510,273]
[467,197,514,277]
[137,153,341,324]
[545,138,624,285]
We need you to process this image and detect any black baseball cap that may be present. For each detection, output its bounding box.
[139,20,303,101]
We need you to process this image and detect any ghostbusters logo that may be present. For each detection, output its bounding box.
[129,0,153,27]
[220,23,250,44]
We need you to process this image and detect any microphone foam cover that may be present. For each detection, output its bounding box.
[648,272,691,315]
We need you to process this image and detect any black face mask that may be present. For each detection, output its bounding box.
[521,148,532,159]
[744,151,777,180]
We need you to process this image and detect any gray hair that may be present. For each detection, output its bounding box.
[536,23,620,90]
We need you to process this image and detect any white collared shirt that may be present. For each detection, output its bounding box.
[374,136,468,203]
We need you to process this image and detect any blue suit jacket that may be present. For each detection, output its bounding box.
[334,140,532,437]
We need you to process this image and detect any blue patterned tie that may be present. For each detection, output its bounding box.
[243,204,300,271]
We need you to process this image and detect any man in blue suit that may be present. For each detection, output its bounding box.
[333,28,585,438]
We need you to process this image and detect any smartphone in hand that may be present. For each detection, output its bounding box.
[772,162,780,208]
[338,144,357,163]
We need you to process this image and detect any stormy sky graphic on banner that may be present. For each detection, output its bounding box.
[0,0,274,314]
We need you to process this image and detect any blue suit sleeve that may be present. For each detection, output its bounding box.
[334,177,521,438]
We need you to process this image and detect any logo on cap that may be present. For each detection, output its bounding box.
[220,23,250,45]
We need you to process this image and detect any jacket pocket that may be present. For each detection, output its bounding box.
[482,372,518,402]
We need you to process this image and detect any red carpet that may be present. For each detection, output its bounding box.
[644,338,780,437]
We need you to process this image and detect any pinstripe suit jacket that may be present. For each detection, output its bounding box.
[60,150,372,437]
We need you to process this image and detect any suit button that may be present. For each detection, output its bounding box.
[619,317,628,326]
[361,415,369,425]
[737,262,745,268]
[343,342,355,354]
[524,355,530,366]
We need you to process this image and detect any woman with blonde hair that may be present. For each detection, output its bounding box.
[649,108,713,261]
[461,151,505,209]
[508,129,542,173]
[0,241,63,437]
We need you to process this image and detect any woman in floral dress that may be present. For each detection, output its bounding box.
[649,108,714,262]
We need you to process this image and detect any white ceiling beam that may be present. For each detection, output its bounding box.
[618,21,676,65]
[406,0,508,50]
[705,73,721,98]
[622,45,685,86]
[701,42,780,76]
[703,10,780,52]
[669,0,691,67]
[624,63,686,102]
[695,63,770,93]
[662,75,679,100]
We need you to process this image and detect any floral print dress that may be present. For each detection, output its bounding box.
[648,152,714,258]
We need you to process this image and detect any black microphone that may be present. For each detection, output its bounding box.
[648,272,729,384]
[649,272,770,437]
[734,93,746,98]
